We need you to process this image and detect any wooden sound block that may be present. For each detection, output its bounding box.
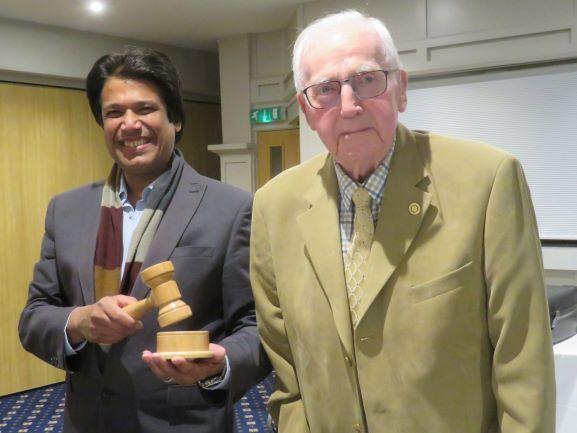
[156,330,213,360]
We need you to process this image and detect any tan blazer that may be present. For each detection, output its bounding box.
[251,124,555,433]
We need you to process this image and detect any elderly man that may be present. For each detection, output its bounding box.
[19,47,269,433]
[250,10,555,433]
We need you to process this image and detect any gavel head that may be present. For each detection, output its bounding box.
[140,261,192,328]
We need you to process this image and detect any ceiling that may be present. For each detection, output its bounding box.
[0,0,311,52]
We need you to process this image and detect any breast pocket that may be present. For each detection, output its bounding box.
[170,245,215,258]
[410,261,473,303]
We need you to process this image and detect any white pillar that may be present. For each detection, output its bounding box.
[207,143,256,193]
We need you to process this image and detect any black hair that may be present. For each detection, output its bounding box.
[86,47,185,143]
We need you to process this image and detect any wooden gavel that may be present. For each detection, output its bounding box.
[123,261,192,328]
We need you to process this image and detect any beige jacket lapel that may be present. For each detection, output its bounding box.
[357,125,439,324]
[296,156,354,358]
[295,126,441,348]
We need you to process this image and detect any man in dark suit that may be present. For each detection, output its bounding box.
[19,47,269,433]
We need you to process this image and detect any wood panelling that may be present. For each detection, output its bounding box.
[178,101,221,181]
[0,82,222,396]
[0,82,110,396]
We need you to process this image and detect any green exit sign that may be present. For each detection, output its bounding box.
[250,106,285,124]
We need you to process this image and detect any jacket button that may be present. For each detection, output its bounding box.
[344,356,352,366]
[408,202,421,215]
[353,422,362,432]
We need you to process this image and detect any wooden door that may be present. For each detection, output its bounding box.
[0,82,110,395]
[178,101,221,180]
[257,129,300,188]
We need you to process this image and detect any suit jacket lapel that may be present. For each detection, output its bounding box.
[78,183,104,305]
[356,126,438,324]
[130,165,206,300]
[297,156,354,358]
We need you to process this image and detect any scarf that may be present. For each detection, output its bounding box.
[93,150,184,300]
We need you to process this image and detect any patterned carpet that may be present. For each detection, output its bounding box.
[0,375,273,433]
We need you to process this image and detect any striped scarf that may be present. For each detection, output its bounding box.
[93,151,184,300]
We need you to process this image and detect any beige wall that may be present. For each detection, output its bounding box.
[0,16,219,101]
[218,34,252,144]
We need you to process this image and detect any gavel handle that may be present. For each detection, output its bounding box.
[123,297,154,320]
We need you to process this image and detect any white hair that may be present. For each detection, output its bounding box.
[292,10,403,91]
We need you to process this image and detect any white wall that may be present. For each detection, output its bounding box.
[400,65,577,243]
[544,247,577,287]
[301,0,577,76]
[298,109,324,162]
[250,29,289,79]
[0,17,219,100]
[296,0,577,157]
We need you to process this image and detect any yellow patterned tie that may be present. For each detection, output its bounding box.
[345,188,374,326]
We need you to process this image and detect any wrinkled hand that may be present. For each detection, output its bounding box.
[142,343,226,386]
[66,295,143,345]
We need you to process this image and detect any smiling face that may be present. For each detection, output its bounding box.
[298,28,408,182]
[101,76,181,185]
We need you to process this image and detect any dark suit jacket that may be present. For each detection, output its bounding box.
[19,163,270,433]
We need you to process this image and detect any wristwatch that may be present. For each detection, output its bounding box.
[197,362,227,389]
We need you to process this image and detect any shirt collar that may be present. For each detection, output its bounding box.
[119,174,154,205]
[335,139,396,210]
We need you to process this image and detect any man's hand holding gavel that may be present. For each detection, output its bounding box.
[66,295,143,345]
[142,343,227,386]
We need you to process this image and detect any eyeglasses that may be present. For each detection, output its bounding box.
[303,69,397,109]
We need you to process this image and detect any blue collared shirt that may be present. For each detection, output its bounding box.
[118,175,154,278]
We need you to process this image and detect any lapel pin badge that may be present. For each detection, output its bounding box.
[408,203,421,215]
